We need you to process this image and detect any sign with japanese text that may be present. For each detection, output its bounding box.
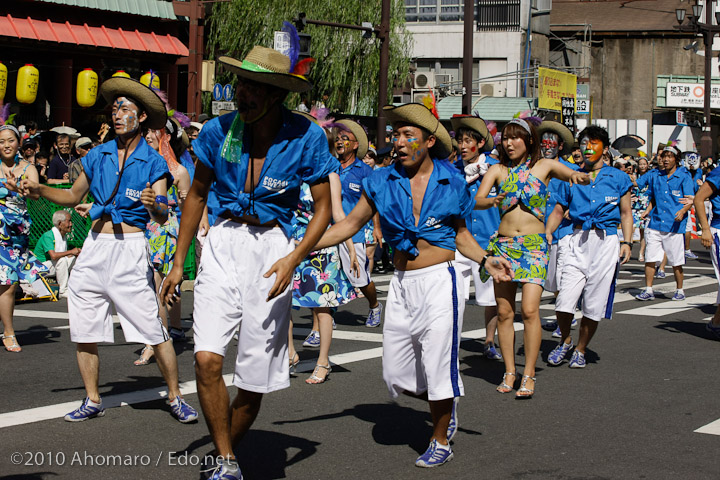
[576,84,589,114]
[538,67,577,112]
[561,97,576,133]
[666,82,720,109]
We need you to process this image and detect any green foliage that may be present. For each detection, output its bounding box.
[206,0,411,116]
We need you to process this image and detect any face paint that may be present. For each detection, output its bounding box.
[540,132,560,159]
[409,138,420,151]
[470,146,476,153]
[579,136,604,167]
[112,97,142,136]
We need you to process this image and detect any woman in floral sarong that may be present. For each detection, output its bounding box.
[475,117,588,398]
[0,125,47,352]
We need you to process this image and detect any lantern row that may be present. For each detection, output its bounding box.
[0,64,160,107]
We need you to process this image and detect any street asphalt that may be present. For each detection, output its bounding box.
[1,239,719,479]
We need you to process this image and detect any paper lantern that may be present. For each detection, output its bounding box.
[76,68,98,108]
[112,70,131,78]
[0,63,7,102]
[140,71,160,89]
[16,64,39,104]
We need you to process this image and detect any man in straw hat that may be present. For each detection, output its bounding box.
[545,125,633,369]
[312,102,512,467]
[450,114,503,361]
[17,77,198,424]
[159,45,338,479]
[333,119,383,329]
[536,119,579,336]
[634,143,694,304]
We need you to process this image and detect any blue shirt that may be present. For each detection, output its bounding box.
[638,168,694,233]
[362,160,475,256]
[556,164,632,235]
[453,156,500,249]
[705,167,720,228]
[82,138,171,230]
[192,108,338,238]
[340,158,374,244]
[546,159,579,244]
[678,166,703,193]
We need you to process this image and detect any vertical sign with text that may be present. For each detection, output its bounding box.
[561,96,576,134]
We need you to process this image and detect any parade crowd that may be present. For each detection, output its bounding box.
[2,39,720,480]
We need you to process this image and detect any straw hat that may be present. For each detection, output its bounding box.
[383,103,452,159]
[100,77,167,130]
[336,119,368,159]
[293,110,317,123]
[536,121,575,156]
[450,115,494,151]
[218,46,312,93]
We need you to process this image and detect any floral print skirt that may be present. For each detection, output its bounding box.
[0,243,48,285]
[484,233,548,286]
[145,212,179,276]
[292,246,357,308]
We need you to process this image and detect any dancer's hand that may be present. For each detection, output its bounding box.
[264,255,298,301]
[484,255,513,282]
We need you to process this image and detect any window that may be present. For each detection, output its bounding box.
[406,0,465,23]
[477,0,521,31]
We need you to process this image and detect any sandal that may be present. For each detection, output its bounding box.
[289,352,300,374]
[2,334,21,353]
[496,372,516,393]
[305,364,331,384]
[515,375,536,399]
[133,346,154,366]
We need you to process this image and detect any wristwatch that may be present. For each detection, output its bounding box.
[479,254,491,270]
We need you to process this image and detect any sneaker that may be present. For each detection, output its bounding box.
[548,341,574,366]
[672,291,686,301]
[169,327,186,342]
[202,457,243,480]
[551,326,562,338]
[483,342,503,360]
[571,317,578,327]
[685,249,698,260]
[302,330,320,348]
[447,397,459,442]
[366,304,383,328]
[568,350,586,368]
[541,320,557,332]
[655,269,666,279]
[635,291,655,301]
[415,439,454,468]
[168,396,198,423]
[706,321,720,339]
[64,397,105,422]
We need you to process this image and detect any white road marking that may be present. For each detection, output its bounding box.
[695,418,720,435]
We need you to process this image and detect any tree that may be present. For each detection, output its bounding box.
[206,0,412,116]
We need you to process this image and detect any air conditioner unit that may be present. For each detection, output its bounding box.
[479,83,506,98]
[414,73,434,89]
[412,90,432,104]
[435,74,452,87]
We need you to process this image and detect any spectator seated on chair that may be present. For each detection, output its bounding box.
[33,210,80,298]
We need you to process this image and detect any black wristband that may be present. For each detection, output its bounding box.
[620,241,632,246]
[479,254,490,270]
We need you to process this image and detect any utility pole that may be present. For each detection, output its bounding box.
[462,0,474,114]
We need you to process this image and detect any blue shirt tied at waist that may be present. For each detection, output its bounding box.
[638,168,694,234]
[192,108,339,238]
[545,159,579,244]
[82,138,171,230]
[340,158,374,244]
[453,157,500,249]
[556,164,632,235]
[362,160,475,256]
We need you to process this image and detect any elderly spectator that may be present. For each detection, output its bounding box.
[33,210,80,298]
[47,133,75,184]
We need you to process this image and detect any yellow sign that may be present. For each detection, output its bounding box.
[538,67,577,112]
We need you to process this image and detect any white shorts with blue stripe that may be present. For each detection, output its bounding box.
[382,261,465,401]
[555,229,620,322]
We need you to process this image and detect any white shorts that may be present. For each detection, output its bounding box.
[338,242,371,288]
[382,261,465,401]
[645,228,685,266]
[710,227,720,304]
[193,220,294,394]
[555,229,620,321]
[455,251,495,306]
[68,232,168,345]
[544,235,571,293]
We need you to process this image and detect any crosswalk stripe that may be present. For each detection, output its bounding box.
[694,418,720,435]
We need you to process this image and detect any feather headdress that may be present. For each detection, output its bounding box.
[422,91,439,119]
[0,103,16,126]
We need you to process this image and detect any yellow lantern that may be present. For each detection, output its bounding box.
[0,63,7,102]
[140,70,160,89]
[16,64,39,104]
[112,70,131,78]
[76,68,98,108]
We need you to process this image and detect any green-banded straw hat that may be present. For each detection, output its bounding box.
[218,46,312,93]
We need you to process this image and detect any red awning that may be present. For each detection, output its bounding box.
[0,14,188,56]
